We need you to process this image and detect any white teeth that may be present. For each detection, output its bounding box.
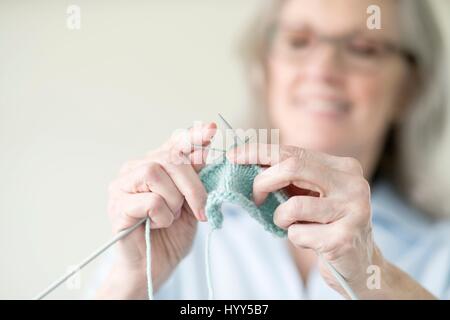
[301,99,348,113]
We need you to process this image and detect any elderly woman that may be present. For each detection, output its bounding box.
[96,0,450,299]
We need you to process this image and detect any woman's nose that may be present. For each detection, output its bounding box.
[300,44,345,81]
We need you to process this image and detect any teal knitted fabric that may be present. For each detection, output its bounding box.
[143,156,358,300]
[199,157,288,238]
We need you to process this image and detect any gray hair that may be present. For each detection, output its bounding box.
[238,0,450,219]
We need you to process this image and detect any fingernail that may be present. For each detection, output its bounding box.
[202,129,216,142]
[253,193,264,207]
[198,208,207,221]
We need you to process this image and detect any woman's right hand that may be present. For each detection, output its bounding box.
[96,122,217,299]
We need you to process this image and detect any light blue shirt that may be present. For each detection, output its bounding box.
[152,178,450,299]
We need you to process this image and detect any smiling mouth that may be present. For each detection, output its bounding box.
[294,96,351,117]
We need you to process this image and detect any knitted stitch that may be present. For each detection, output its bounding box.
[199,157,288,238]
[144,157,288,300]
[144,156,358,300]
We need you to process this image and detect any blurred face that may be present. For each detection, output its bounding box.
[267,0,414,177]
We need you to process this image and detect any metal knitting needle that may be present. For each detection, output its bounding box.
[218,113,242,144]
[217,113,358,300]
[34,217,147,300]
[191,144,227,153]
[34,126,226,300]
[218,113,251,145]
[217,113,286,203]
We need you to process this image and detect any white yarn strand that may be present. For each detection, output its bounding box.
[318,252,359,300]
[34,116,359,301]
[205,228,215,300]
[218,112,359,301]
[145,218,154,300]
[33,218,147,300]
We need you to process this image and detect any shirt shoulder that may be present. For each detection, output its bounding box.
[371,179,450,299]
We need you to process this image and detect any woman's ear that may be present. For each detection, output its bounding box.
[392,65,420,125]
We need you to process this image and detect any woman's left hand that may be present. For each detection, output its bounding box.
[227,143,385,298]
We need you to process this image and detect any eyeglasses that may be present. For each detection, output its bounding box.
[269,27,415,72]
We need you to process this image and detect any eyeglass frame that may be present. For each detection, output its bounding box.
[266,24,417,70]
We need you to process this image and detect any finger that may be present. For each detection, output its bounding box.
[119,122,217,176]
[274,196,344,229]
[119,140,211,178]
[173,122,217,172]
[227,143,363,175]
[119,162,184,215]
[287,222,354,260]
[114,192,175,230]
[287,222,331,252]
[165,121,217,154]
[114,160,205,221]
[189,148,210,172]
[157,157,208,221]
[252,156,342,204]
[288,223,329,250]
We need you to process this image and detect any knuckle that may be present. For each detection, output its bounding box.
[353,177,371,199]
[326,199,340,218]
[274,208,289,229]
[322,247,340,262]
[341,157,363,175]
[253,175,266,193]
[147,194,174,227]
[330,226,354,254]
[273,209,282,227]
[291,196,305,215]
[343,199,371,229]
[184,186,204,202]
[315,240,327,254]
[361,203,372,221]
[283,155,305,174]
[275,197,303,228]
[142,162,162,184]
[346,175,370,199]
[287,226,299,243]
[167,151,187,166]
[292,146,306,160]
[175,199,185,212]
[148,193,165,211]
[282,145,304,161]
[353,199,372,224]
[160,213,174,228]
